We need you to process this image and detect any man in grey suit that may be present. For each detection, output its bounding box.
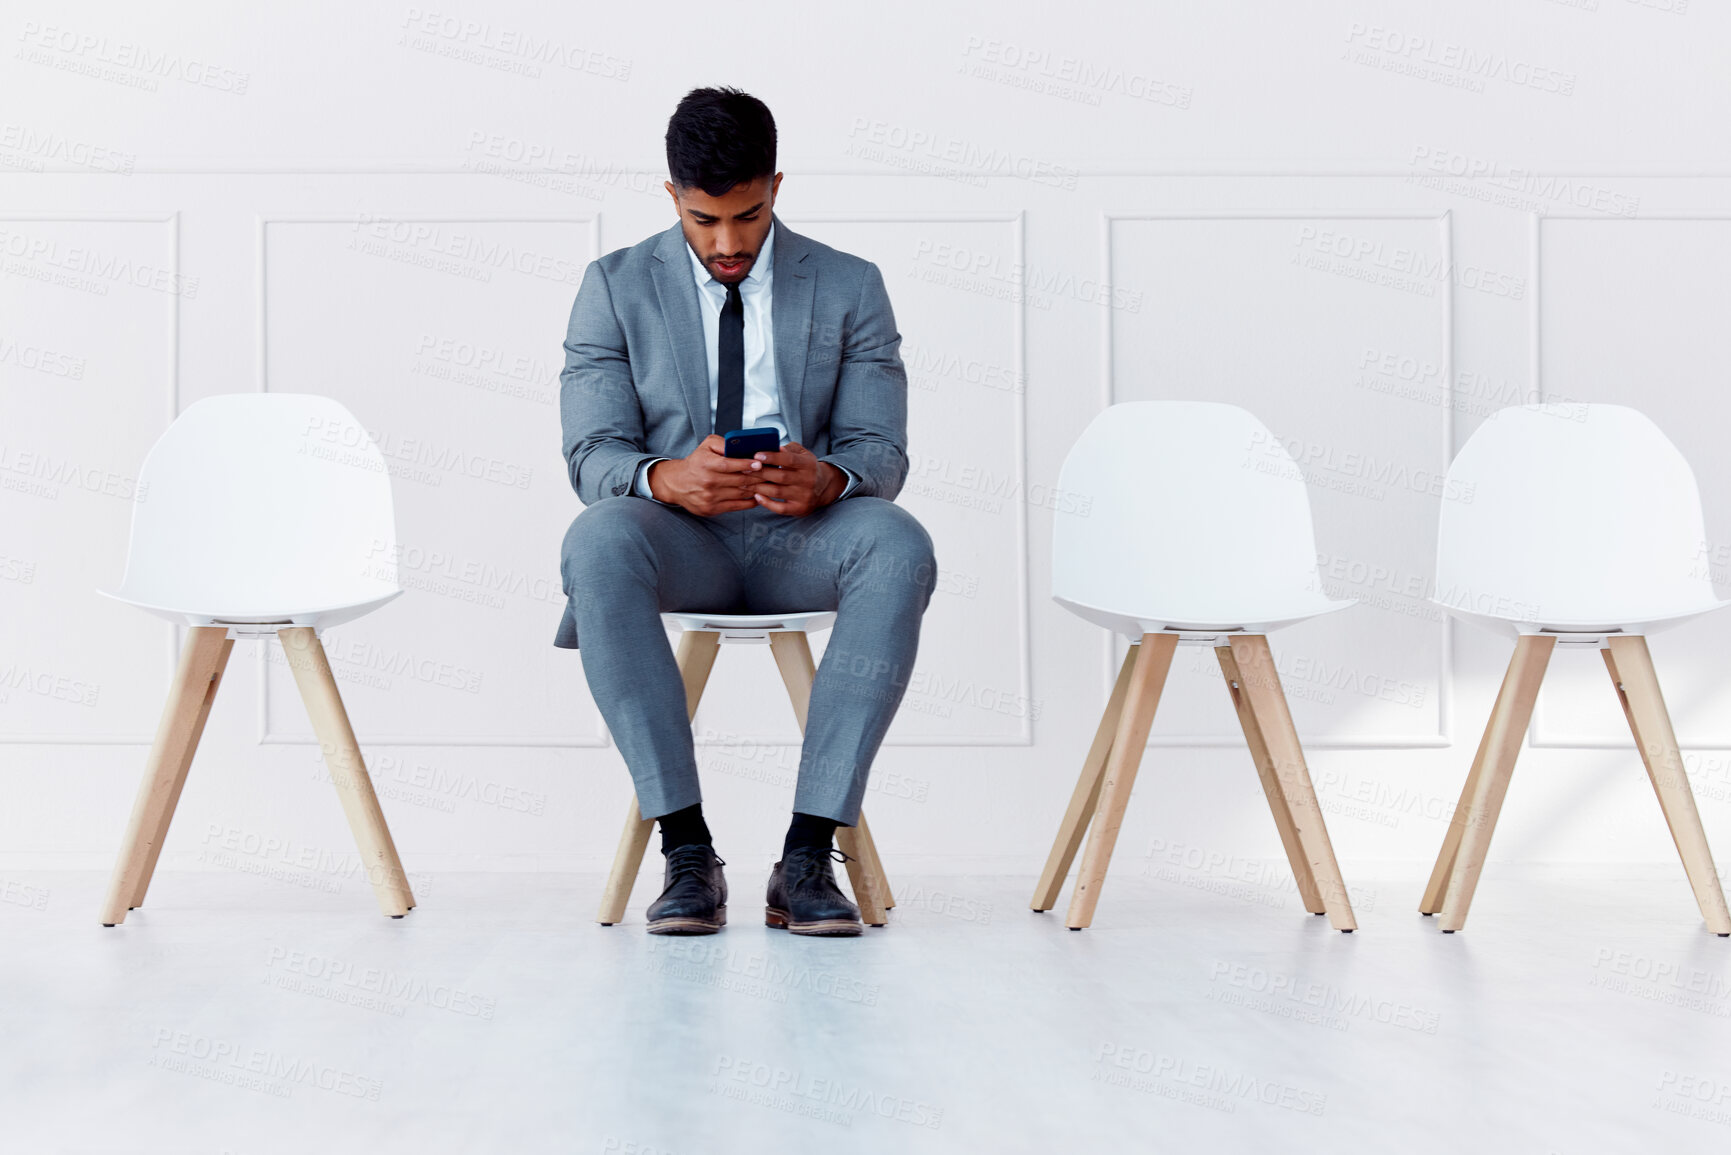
[555,88,936,937]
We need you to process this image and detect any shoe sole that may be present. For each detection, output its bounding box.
[764,906,863,936]
[647,906,726,935]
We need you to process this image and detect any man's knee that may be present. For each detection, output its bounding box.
[561,498,663,592]
[847,501,937,600]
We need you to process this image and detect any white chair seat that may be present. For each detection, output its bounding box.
[1054,591,1353,639]
[661,610,836,639]
[1441,598,1731,641]
[98,589,404,633]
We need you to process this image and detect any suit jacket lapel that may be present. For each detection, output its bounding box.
[650,223,713,439]
[771,216,813,447]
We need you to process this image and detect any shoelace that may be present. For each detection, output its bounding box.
[666,845,722,884]
[785,846,852,889]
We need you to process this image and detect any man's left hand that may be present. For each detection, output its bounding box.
[751,442,845,517]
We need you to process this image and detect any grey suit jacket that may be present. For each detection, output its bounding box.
[553,216,910,647]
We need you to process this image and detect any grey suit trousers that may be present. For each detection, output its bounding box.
[560,496,936,825]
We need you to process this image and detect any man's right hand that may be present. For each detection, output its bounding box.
[647,435,765,516]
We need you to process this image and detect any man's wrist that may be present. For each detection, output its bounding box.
[645,458,670,503]
[816,462,845,507]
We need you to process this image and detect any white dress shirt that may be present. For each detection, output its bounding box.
[634,223,857,501]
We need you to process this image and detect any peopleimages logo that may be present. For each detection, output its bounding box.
[1292,225,1525,300]
[0,442,146,502]
[846,118,1079,190]
[302,415,534,491]
[1408,146,1640,218]
[397,9,631,80]
[0,226,200,298]
[1207,961,1442,1034]
[0,123,134,173]
[15,21,252,93]
[0,665,100,707]
[1342,23,1576,96]
[910,239,1144,312]
[264,947,497,1019]
[957,36,1193,109]
[711,1056,943,1129]
[148,1028,382,1100]
[905,448,1094,517]
[1092,1044,1327,1115]
[1244,428,1476,506]
[346,214,585,287]
[0,331,86,378]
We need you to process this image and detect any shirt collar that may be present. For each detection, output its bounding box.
[686,222,775,290]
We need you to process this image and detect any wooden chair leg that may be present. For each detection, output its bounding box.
[1066,633,1178,929]
[834,825,887,926]
[767,630,818,732]
[1031,645,1138,911]
[855,811,894,909]
[1216,644,1324,915]
[676,629,723,717]
[1226,635,1356,931]
[598,798,654,926]
[1437,634,1555,932]
[279,627,413,918]
[597,629,720,925]
[1420,679,1501,915]
[99,627,234,926]
[1604,635,1731,935]
[768,631,890,926]
[131,632,234,911]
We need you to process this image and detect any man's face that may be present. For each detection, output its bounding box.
[665,172,782,284]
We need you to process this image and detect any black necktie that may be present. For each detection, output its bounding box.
[715,281,744,435]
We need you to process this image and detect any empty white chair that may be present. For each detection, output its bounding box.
[1032,401,1358,930]
[1421,403,1731,934]
[597,611,895,927]
[97,393,414,925]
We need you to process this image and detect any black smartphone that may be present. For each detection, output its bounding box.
[723,427,781,459]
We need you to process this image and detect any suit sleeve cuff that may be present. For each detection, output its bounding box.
[633,457,669,500]
[832,463,862,501]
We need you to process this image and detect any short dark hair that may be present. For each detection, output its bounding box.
[665,87,777,197]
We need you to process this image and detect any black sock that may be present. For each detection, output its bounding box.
[658,803,711,854]
[783,812,839,858]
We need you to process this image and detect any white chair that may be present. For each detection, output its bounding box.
[1031,401,1359,930]
[597,612,895,927]
[97,393,414,925]
[1421,403,1731,934]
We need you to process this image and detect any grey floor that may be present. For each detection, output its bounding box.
[4,866,1730,1153]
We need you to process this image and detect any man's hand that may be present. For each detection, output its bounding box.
[750,442,845,517]
[647,435,765,516]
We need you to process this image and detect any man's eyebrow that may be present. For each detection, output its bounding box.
[689,200,766,221]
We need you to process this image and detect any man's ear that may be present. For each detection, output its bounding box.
[664,180,680,214]
[770,172,783,207]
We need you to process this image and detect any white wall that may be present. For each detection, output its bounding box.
[5,0,1730,889]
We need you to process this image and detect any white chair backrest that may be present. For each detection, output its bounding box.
[1436,403,1720,629]
[113,393,400,616]
[1052,401,1333,626]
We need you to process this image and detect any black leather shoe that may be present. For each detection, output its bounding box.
[766,847,863,936]
[646,844,726,934]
